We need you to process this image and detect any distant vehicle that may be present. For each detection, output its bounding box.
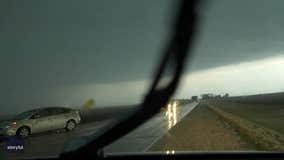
[201,93,215,100]
[191,96,198,102]
[0,107,81,137]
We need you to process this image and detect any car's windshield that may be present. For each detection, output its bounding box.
[1,0,284,160]
[13,111,35,120]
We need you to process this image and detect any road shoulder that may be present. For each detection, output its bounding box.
[148,103,256,151]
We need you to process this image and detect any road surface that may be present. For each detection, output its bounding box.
[0,102,197,159]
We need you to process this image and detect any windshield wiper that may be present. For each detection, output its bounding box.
[60,0,200,159]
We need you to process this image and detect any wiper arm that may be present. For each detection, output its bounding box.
[61,0,200,159]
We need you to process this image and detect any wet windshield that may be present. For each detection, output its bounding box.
[1,0,284,159]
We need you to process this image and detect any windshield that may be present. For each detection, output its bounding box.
[1,0,284,159]
[13,111,35,120]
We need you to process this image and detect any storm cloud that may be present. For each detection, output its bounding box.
[1,0,284,114]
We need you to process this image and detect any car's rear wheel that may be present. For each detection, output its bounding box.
[16,127,30,137]
[65,120,76,131]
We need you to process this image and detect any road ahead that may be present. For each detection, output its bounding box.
[0,102,197,160]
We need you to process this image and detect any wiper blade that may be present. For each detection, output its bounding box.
[60,0,200,159]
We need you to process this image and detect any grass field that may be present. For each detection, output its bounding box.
[207,100,284,135]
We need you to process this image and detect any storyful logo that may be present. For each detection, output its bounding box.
[5,136,25,152]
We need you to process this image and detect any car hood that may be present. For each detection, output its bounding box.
[0,120,15,128]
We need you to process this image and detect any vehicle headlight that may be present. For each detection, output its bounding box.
[7,122,17,128]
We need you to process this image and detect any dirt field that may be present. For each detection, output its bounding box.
[149,104,256,151]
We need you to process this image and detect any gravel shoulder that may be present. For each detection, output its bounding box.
[149,103,256,151]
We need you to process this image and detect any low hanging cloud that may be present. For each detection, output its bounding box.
[176,55,284,98]
[55,55,284,107]
[7,55,284,114]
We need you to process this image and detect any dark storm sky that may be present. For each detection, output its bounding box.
[1,0,284,114]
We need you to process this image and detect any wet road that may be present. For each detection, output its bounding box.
[105,102,198,153]
[0,102,197,159]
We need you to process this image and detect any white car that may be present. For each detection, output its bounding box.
[0,107,81,137]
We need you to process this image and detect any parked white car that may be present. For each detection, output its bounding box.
[0,107,81,137]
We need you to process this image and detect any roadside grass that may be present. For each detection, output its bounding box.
[206,101,284,150]
[207,101,284,134]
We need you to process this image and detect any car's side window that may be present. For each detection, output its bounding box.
[62,108,71,113]
[46,108,56,116]
[38,110,50,118]
[57,108,67,114]
[31,110,48,119]
[31,112,40,119]
[48,108,66,116]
